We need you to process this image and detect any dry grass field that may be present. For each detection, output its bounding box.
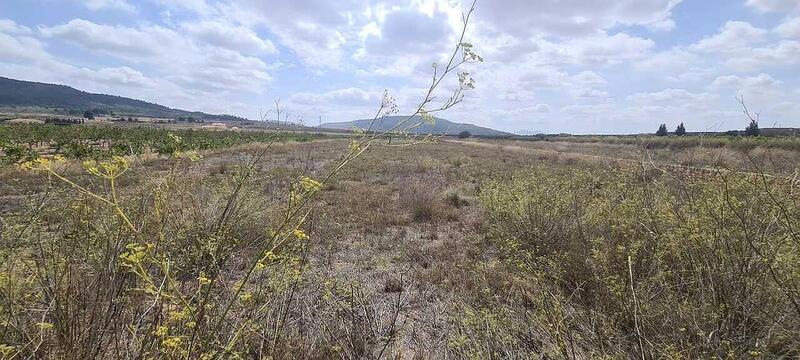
[1,136,799,358]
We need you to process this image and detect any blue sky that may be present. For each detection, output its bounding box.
[1,0,798,134]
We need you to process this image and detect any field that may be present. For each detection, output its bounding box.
[0,130,799,358]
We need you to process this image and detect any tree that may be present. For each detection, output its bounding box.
[656,124,668,136]
[83,110,94,120]
[744,119,760,137]
[675,122,686,136]
[458,130,472,139]
[738,95,760,137]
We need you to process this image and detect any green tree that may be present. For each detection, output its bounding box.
[656,124,668,136]
[675,122,686,136]
[744,119,760,136]
[83,110,94,120]
[458,130,471,139]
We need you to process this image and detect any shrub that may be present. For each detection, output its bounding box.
[458,130,472,139]
[745,119,760,137]
[401,184,439,222]
[477,165,800,358]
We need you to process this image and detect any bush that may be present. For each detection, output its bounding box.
[458,131,472,139]
[476,166,800,358]
[745,119,760,137]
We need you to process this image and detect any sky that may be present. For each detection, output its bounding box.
[0,0,799,134]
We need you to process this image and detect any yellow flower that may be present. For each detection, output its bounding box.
[154,326,168,337]
[198,272,211,286]
[293,229,309,241]
[161,336,183,348]
[299,176,322,192]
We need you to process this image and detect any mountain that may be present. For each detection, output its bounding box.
[321,115,513,137]
[0,76,244,121]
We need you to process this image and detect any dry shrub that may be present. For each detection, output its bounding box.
[399,181,458,223]
[464,165,800,358]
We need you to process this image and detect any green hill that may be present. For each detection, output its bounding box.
[321,115,512,137]
[0,76,244,121]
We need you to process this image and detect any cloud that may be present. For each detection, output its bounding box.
[82,0,136,12]
[536,32,655,66]
[746,0,800,13]
[290,87,382,107]
[691,21,767,53]
[180,20,277,55]
[223,0,367,68]
[0,19,32,35]
[476,0,682,38]
[626,88,716,106]
[150,0,217,16]
[711,73,782,90]
[363,8,450,57]
[725,40,800,70]
[572,71,607,86]
[40,19,270,93]
[531,104,552,113]
[40,19,177,57]
[775,17,800,38]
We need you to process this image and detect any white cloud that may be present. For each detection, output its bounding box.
[82,0,136,12]
[572,71,607,86]
[0,19,32,35]
[532,32,655,66]
[290,87,382,107]
[180,20,277,55]
[39,19,271,93]
[626,88,716,106]
[362,8,450,57]
[691,21,767,53]
[476,0,682,38]
[223,0,367,68]
[725,40,800,70]
[40,19,178,57]
[711,73,782,90]
[775,17,800,38]
[150,0,217,16]
[746,0,800,13]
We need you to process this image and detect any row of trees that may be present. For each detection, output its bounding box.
[655,122,687,137]
[656,120,760,137]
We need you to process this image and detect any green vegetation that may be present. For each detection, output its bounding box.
[1,134,798,358]
[466,166,799,358]
[746,119,761,137]
[656,123,668,136]
[520,133,800,152]
[0,124,313,163]
[675,122,686,136]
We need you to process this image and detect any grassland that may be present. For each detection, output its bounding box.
[0,133,798,358]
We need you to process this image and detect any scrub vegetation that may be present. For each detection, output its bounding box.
[1,2,799,358]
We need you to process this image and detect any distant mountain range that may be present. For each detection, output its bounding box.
[322,115,513,137]
[0,76,244,121]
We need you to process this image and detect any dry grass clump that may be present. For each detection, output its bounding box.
[398,180,462,223]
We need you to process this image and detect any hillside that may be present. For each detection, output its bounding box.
[321,115,512,137]
[0,77,243,121]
